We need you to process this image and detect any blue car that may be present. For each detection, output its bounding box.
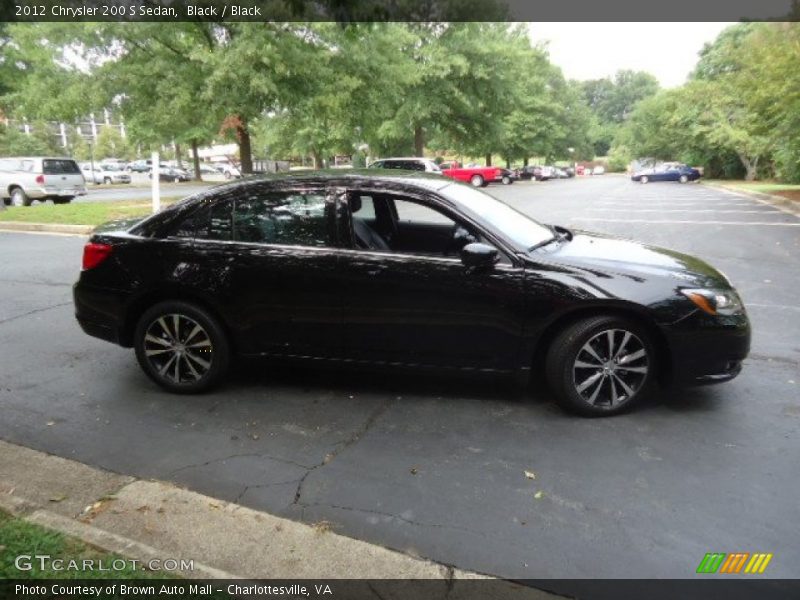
[632,163,701,184]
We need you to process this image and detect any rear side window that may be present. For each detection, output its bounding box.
[172,199,233,240]
[43,159,81,174]
[233,191,330,247]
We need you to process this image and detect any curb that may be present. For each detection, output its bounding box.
[0,222,94,235]
[701,182,800,217]
[0,440,519,585]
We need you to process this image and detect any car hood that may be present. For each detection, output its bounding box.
[535,230,730,288]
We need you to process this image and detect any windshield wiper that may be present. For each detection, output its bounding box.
[528,224,568,252]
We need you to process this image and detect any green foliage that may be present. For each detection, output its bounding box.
[619,23,800,182]
[0,121,61,156]
[94,125,132,160]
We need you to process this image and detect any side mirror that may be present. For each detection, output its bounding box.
[461,242,499,270]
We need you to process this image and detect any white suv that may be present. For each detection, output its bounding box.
[368,157,442,173]
[0,157,87,206]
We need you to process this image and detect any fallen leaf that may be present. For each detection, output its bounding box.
[46,421,55,427]
[249,433,260,440]
[136,505,150,513]
[524,470,536,480]
[534,491,544,500]
[410,467,418,475]
[49,494,67,503]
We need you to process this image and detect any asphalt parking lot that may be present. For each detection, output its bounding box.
[1,175,798,581]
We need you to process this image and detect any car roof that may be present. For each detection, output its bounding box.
[200,170,452,193]
[376,157,434,162]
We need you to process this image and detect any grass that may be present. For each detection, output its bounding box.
[703,179,800,193]
[0,198,181,226]
[0,510,159,579]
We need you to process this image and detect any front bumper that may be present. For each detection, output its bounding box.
[662,310,751,386]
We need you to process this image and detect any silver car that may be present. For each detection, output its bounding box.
[0,157,87,206]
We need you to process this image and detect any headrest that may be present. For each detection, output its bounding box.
[350,195,362,213]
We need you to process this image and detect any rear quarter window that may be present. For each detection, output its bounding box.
[43,159,81,174]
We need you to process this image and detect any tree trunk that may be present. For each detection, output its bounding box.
[236,116,253,175]
[485,154,492,167]
[414,125,424,156]
[505,157,511,169]
[312,150,324,170]
[738,152,758,181]
[191,139,201,181]
[174,142,182,168]
[523,157,529,167]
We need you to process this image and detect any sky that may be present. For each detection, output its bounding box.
[527,23,735,88]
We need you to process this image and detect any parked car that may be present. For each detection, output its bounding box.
[209,161,242,179]
[537,166,555,181]
[149,166,191,183]
[81,163,132,185]
[0,156,87,206]
[592,166,606,175]
[127,159,152,173]
[494,168,517,185]
[632,163,701,184]
[517,166,541,181]
[368,157,442,174]
[439,162,500,187]
[554,168,568,179]
[74,172,750,416]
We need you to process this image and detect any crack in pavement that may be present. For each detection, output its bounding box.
[234,479,303,504]
[0,278,72,288]
[299,501,489,539]
[292,397,395,506]
[168,453,312,477]
[0,302,73,325]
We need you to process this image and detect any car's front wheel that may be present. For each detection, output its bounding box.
[640,176,649,184]
[134,301,230,394]
[545,316,654,416]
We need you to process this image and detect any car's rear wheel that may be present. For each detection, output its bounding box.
[640,176,649,184]
[502,175,512,185]
[10,187,32,207]
[134,301,230,394]
[470,174,484,187]
[545,316,654,416]
[679,174,689,183]
[103,177,112,185]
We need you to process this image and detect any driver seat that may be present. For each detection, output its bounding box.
[351,195,391,251]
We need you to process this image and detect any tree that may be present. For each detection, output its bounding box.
[94,125,131,160]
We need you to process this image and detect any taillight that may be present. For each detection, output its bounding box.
[35,174,45,185]
[82,243,113,270]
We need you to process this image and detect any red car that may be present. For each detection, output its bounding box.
[439,162,501,187]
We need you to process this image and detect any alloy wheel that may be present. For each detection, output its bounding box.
[572,329,649,408]
[143,313,213,384]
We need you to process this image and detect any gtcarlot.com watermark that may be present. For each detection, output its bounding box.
[14,554,194,573]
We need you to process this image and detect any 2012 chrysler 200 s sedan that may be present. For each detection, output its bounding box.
[73,172,750,415]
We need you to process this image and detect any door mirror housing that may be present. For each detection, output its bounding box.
[461,242,499,270]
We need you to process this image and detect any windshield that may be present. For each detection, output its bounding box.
[438,183,553,250]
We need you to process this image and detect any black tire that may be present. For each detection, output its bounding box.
[470,174,484,187]
[103,177,112,185]
[640,176,649,184]
[502,175,512,185]
[52,197,73,205]
[679,174,689,184]
[545,316,655,416]
[134,301,230,394]
[224,171,232,180]
[10,187,32,207]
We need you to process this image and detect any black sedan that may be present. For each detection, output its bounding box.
[149,167,191,183]
[74,172,750,415]
[632,163,701,184]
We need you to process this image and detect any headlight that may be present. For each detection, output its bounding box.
[681,288,744,316]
